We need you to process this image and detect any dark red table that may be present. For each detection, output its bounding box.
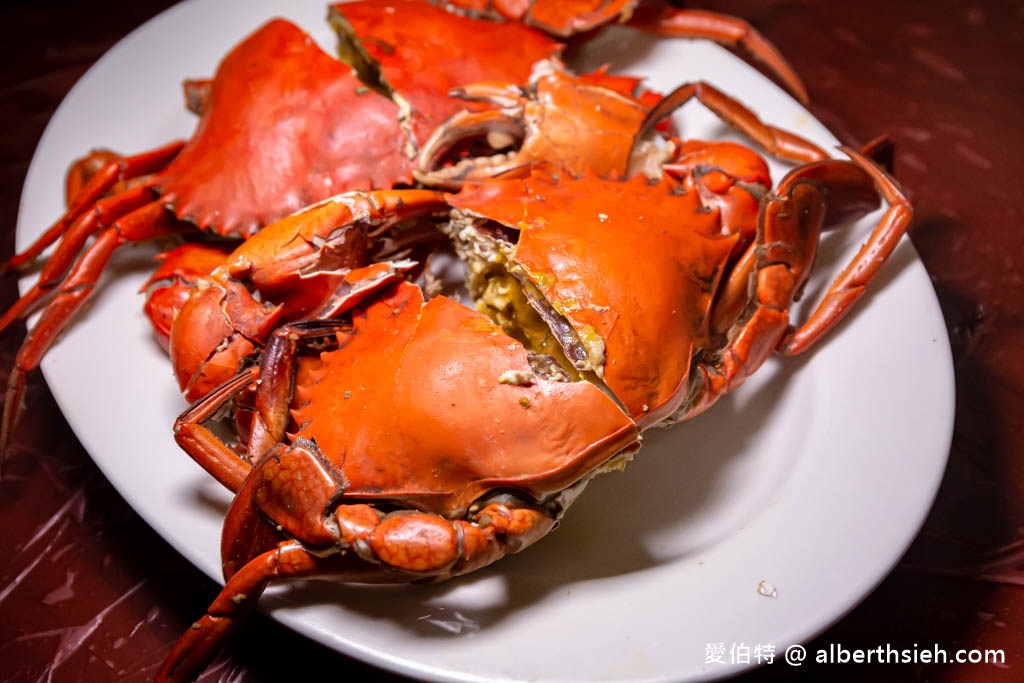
[1,1,1021,681]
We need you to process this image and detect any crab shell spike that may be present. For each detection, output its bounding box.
[447,170,743,427]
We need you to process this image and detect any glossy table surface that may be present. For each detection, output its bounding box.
[1,1,1021,681]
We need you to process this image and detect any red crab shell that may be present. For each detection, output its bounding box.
[290,280,640,517]
[162,18,413,237]
[158,144,913,683]
[329,0,563,142]
[448,170,751,427]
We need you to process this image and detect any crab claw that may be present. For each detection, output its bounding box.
[415,66,666,188]
[140,243,235,354]
[415,108,530,188]
[168,189,447,402]
[158,492,556,683]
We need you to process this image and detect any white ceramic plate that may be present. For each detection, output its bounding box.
[16,1,954,681]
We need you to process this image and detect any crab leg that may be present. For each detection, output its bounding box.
[225,438,557,582]
[173,368,258,492]
[443,0,808,102]
[2,141,183,275]
[333,499,556,579]
[680,150,908,420]
[626,5,808,104]
[0,185,161,336]
[245,320,354,458]
[1,201,182,463]
[705,139,887,336]
[160,488,555,682]
[680,180,820,418]
[155,540,323,683]
[778,147,913,355]
[634,80,828,169]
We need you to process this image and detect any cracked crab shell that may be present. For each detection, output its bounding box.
[329,0,563,142]
[290,281,640,517]
[448,172,742,427]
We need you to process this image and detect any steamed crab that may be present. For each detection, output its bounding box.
[154,129,908,678]
[0,4,916,682]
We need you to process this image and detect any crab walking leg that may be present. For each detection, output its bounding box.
[155,540,321,683]
[778,147,913,355]
[160,498,555,682]
[680,152,907,420]
[244,320,357,459]
[1,202,182,463]
[173,368,258,492]
[706,147,887,336]
[680,183,821,419]
[1,141,184,275]
[458,0,808,103]
[161,446,556,682]
[633,80,829,168]
[173,266,415,488]
[626,6,809,104]
[0,185,161,336]
[224,439,559,581]
[333,500,557,578]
